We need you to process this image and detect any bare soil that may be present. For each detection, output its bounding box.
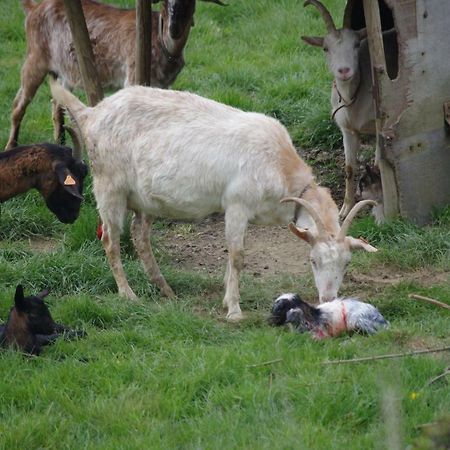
[157,216,449,290]
[159,215,311,278]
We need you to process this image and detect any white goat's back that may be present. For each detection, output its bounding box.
[54,84,313,222]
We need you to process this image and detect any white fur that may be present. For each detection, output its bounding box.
[302,2,397,219]
[50,81,376,319]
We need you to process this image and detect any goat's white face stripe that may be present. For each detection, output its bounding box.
[309,240,351,303]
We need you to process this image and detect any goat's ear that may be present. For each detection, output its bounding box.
[36,289,50,300]
[301,36,324,47]
[53,163,84,200]
[288,223,315,245]
[346,236,377,252]
[14,285,26,310]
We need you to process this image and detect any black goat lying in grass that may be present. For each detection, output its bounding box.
[0,127,88,224]
[0,285,85,355]
[270,293,389,339]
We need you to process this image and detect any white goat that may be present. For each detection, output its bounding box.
[301,0,396,219]
[50,78,377,320]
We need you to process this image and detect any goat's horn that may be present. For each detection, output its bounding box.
[280,197,327,240]
[338,200,377,240]
[304,0,337,33]
[199,0,227,5]
[343,4,352,28]
[64,125,83,161]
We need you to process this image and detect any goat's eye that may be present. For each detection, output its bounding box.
[323,47,329,52]
[310,258,317,268]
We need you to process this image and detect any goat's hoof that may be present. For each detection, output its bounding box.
[119,287,138,301]
[226,309,244,322]
[161,286,176,298]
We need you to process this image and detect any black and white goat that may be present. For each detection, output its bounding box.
[6,0,225,149]
[301,0,397,219]
[270,293,389,339]
[0,285,85,355]
[50,78,377,320]
[0,127,88,224]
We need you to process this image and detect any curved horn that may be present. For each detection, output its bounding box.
[304,0,337,33]
[200,0,227,5]
[338,200,377,240]
[343,2,353,28]
[64,125,83,161]
[280,197,327,240]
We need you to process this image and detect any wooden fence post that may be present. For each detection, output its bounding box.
[135,0,153,86]
[62,0,103,106]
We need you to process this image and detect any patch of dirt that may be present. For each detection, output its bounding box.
[158,215,310,278]
[157,215,448,291]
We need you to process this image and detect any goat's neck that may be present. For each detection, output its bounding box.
[334,69,361,105]
[297,185,340,237]
[0,151,50,202]
[0,165,35,202]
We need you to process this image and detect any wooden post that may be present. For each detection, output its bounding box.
[62,0,103,106]
[135,0,153,86]
[363,0,399,219]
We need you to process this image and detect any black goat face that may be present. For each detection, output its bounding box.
[46,160,88,224]
[14,285,55,335]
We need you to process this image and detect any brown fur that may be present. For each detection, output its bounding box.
[0,146,56,201]
[7,0,211,149]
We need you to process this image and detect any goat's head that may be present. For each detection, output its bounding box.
[357,164,382,202]
[12,285,55,336]
[158,0,226,55]
[301,0,367,82]
[42,127,88,224]
[281,198,377,302]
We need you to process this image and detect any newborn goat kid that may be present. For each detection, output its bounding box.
[0,127,88,223]
[0,285,85,355]
[271,293,388,339]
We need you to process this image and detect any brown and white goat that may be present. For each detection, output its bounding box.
[50,78,377,320]
[6,0,224,149]
[0,127,88,224]
[301,0,396,219]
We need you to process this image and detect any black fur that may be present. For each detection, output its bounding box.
[0,285,85,355]
[269,293,322,332]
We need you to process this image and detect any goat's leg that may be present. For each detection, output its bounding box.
[223,205,248,321]
[130,212,175,298]
[101,221,138,300]
[51,99,66,145]
[6,56,47,149]
[340,129,360,219]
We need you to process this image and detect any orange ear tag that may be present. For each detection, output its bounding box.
[64,175,76,186]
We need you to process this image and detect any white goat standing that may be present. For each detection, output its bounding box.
[50,78,377,320]
[301,0,396,219]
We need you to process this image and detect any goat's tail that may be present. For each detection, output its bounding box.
[21,0,37,14]
[49,75,91,132]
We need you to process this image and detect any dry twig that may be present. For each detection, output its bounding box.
[322,346,450,365]
[408,294,450,311]
[247,358,283,368]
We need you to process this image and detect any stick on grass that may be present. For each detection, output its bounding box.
[408,294,450,311]
[323,346,450,365]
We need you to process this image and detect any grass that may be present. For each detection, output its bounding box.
[0,0,449,449]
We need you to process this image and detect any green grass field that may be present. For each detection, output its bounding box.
[0,0,449,448]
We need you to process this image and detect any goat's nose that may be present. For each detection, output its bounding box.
[338,67,351,76]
